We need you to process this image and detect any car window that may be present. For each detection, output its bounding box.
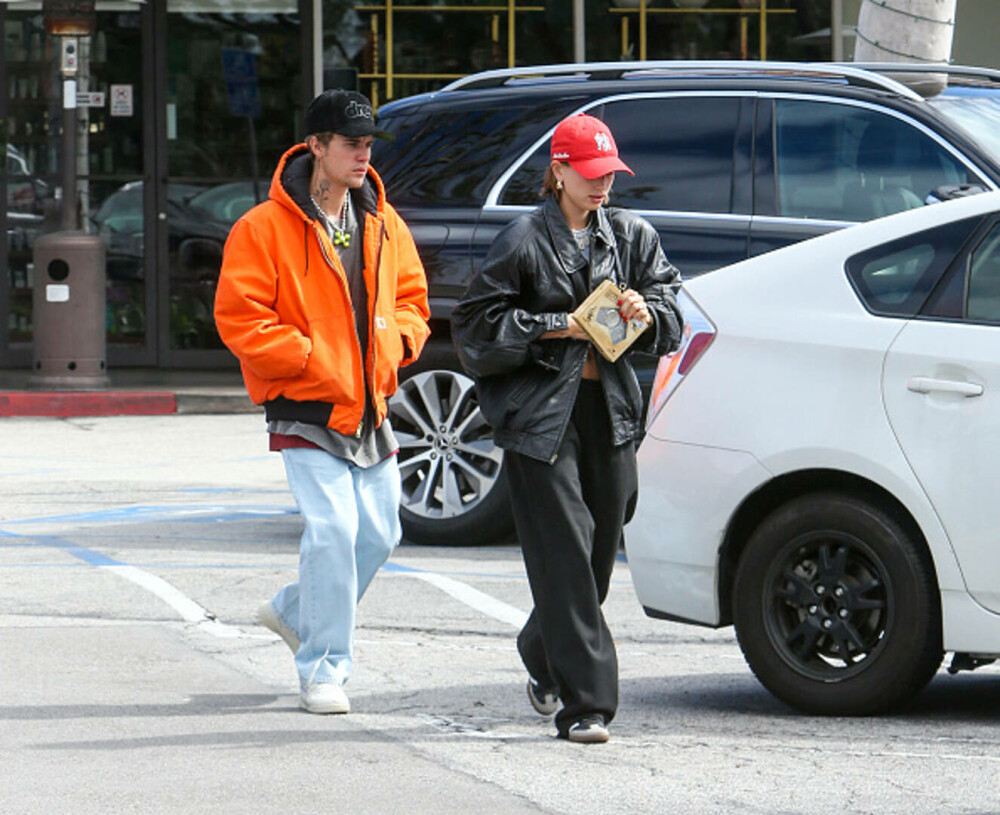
[375,100,579,208]
[967,224,1000,323]
[773,100,980,223]
[500,96,741,213]
[846,218,981,317]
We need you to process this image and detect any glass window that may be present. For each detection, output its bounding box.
[773,100,981,223]
[376,100,580,208]
[846,218,981,317]
[165,5,300,351]
[967,224,1000,323]
[853,243,936,310]
[3,8,145,351]
[928,87,1000,167]
[500,96,741,213]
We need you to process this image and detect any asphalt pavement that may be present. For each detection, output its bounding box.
[2,409,1000,814]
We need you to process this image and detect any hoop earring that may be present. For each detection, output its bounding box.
[555,180,564,190]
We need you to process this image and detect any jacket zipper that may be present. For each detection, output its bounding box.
[314,220,366,436]
[547,345,589,464]
[368,220,387,424]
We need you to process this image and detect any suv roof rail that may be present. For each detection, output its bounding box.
[842,62,1000,85]
[439,60,924,101]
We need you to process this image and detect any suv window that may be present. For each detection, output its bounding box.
[500,96,742,213]
[846,218,982,317]
[774,100,981,223]
[375,101,579,207]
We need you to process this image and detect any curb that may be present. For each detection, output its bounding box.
[0,391,177,417]
[0,390,260,417]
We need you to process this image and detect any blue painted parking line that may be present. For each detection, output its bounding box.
[3,504,299,526]
[1,503,626,631]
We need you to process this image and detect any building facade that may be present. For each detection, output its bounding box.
[0,0,988,369]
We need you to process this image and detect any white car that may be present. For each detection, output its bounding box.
[627,190,1000,715]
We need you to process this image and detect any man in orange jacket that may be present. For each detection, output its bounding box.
[215,89,430,714]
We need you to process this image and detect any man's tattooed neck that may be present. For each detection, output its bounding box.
[311,180,332,205]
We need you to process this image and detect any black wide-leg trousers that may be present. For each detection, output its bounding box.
[504,380,638,736]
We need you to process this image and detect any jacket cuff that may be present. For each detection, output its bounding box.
[633,310,660,354]
[542,312,569,332]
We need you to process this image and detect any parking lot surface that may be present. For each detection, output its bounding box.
[2,413,999,814]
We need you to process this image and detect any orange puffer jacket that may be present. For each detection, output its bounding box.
[214,143,430,435]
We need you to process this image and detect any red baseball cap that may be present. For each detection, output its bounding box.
[550,114,634,178]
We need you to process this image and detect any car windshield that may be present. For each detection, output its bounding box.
[927,85,1000,164]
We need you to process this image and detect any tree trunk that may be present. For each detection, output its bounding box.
[853,0,956,96]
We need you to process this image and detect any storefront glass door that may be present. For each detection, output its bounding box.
[162,1,303,360]
[1,1,304,368]
[2,3,149,365]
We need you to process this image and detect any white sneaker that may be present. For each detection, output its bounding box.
[566,715,609,744]
[527,678,559,716]
[300,682,350,715]
[257,602,300,654]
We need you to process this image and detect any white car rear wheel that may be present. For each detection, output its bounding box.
[733,492,942,715]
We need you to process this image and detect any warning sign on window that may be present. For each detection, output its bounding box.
[110,84,133,117]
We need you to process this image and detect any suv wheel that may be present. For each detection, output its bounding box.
[732,493,942,715]
[388,369,514,545]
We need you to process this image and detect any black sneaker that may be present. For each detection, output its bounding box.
[566,715,609,744]
[526,678,559,716]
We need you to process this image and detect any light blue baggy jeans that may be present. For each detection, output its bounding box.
[270,447,401,688]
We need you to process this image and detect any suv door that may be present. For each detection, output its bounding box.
[751,96,990,258]
[488,94,755,279]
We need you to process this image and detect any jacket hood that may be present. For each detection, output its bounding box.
[268,142,386,223]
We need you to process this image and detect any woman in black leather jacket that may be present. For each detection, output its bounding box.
[451,113,683,743]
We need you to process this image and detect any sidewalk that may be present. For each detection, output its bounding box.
[0,368,259,417]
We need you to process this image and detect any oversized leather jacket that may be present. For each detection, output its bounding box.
[451,196,683,463]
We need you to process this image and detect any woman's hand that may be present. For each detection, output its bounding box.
[618,288,650,327]
[541,314,590,341]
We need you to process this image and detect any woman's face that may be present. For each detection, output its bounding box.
[552,162,614,226]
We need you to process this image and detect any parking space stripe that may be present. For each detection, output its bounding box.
[384,562,528,629]
[6,518,531,636]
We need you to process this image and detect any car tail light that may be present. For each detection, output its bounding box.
[646,289,715,428]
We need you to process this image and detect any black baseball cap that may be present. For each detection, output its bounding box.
[304,89,392,140]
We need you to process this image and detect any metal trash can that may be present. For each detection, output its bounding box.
[30,230,110,389]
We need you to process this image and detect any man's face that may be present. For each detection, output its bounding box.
[310,133,374,190]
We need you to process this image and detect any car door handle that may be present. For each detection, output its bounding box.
[906,376,984,397]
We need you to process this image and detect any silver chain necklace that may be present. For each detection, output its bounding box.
[311,194,351,248]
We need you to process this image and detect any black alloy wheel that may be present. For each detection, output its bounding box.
[733,492,942,715]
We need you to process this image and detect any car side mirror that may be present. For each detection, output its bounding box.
[925,183,989,204]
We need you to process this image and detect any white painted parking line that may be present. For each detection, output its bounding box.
[400,571,528,629]
[9,526,527,639]
[102,563,209,623]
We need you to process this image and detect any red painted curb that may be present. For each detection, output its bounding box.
[0,391,178,417]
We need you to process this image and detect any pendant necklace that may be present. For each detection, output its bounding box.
[312,194,351,248]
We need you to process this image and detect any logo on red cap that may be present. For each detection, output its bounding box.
[550,114,634,178]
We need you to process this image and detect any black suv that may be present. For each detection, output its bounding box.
[372,60,1000,546]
